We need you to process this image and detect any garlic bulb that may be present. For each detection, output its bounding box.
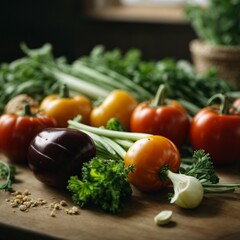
[167,170,204,209]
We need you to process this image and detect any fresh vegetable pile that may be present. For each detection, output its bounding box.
[0,43,240,217]
[77,45,237,115]
[67,118,240,213]
[0,44,237,115]
[0,44,152,115]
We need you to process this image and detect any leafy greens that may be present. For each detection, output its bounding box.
[185,0,240,46]
[67,157,134,214]
[1,43,236,115]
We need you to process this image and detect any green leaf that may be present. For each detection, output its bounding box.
[0,161,16,192]
[67,157,134,214]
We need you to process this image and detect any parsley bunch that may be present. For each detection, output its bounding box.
[67,157,134,214]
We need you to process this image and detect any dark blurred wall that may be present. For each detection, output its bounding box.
[0,0,83,62]
[0,0,196,63]
[76,18,196,62]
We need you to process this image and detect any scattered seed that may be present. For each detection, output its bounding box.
[65,206,79,215]
[6,189,80,217]
[19,204,28,211]
[60,200,67,206]
[54,203,61,210]
[50,209,56,217]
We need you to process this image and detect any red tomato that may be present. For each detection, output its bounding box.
[130,100,190,149]
[0,106,56,163]
[190,107,240,164]
[124,136,180,192]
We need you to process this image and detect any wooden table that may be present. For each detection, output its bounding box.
[1,155,240,240]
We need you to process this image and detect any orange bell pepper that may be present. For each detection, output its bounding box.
[40,84,92,127]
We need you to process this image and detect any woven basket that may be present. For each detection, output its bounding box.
[190,39,240,88]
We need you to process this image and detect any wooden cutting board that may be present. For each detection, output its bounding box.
[1,155,240,240]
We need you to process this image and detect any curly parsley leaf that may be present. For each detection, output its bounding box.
[67,157,134,214]
[0,160,16,192]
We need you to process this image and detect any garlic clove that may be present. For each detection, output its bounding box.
[168,171,204,209]
[154,210,173,225]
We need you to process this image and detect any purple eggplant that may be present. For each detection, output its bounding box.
[28,128,96,188]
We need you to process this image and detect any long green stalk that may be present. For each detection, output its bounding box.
[68,120,151,141]
[50,69,109,99]
[89,64,153,99]
[72,62,153,100]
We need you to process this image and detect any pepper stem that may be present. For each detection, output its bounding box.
[207,93,229,114]
[59,84,70,98]
[150,84,167,108]
[22,104,32,116]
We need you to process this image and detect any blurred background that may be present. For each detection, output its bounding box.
[0,0,203,63]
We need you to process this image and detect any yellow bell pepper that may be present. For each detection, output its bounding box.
[90,89,138,130]
[40,84,92,127]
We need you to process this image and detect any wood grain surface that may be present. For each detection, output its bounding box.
[1,155,240,240]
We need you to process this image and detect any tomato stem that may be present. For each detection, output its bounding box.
[22,104,32,116]
[59,84,70,98]
[158,164,170,181]
[207,93,229,114]
[21,104,43,117]
[150,84,166,108]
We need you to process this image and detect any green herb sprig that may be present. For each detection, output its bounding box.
[181,150,240,193]
[0,160,16,192]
